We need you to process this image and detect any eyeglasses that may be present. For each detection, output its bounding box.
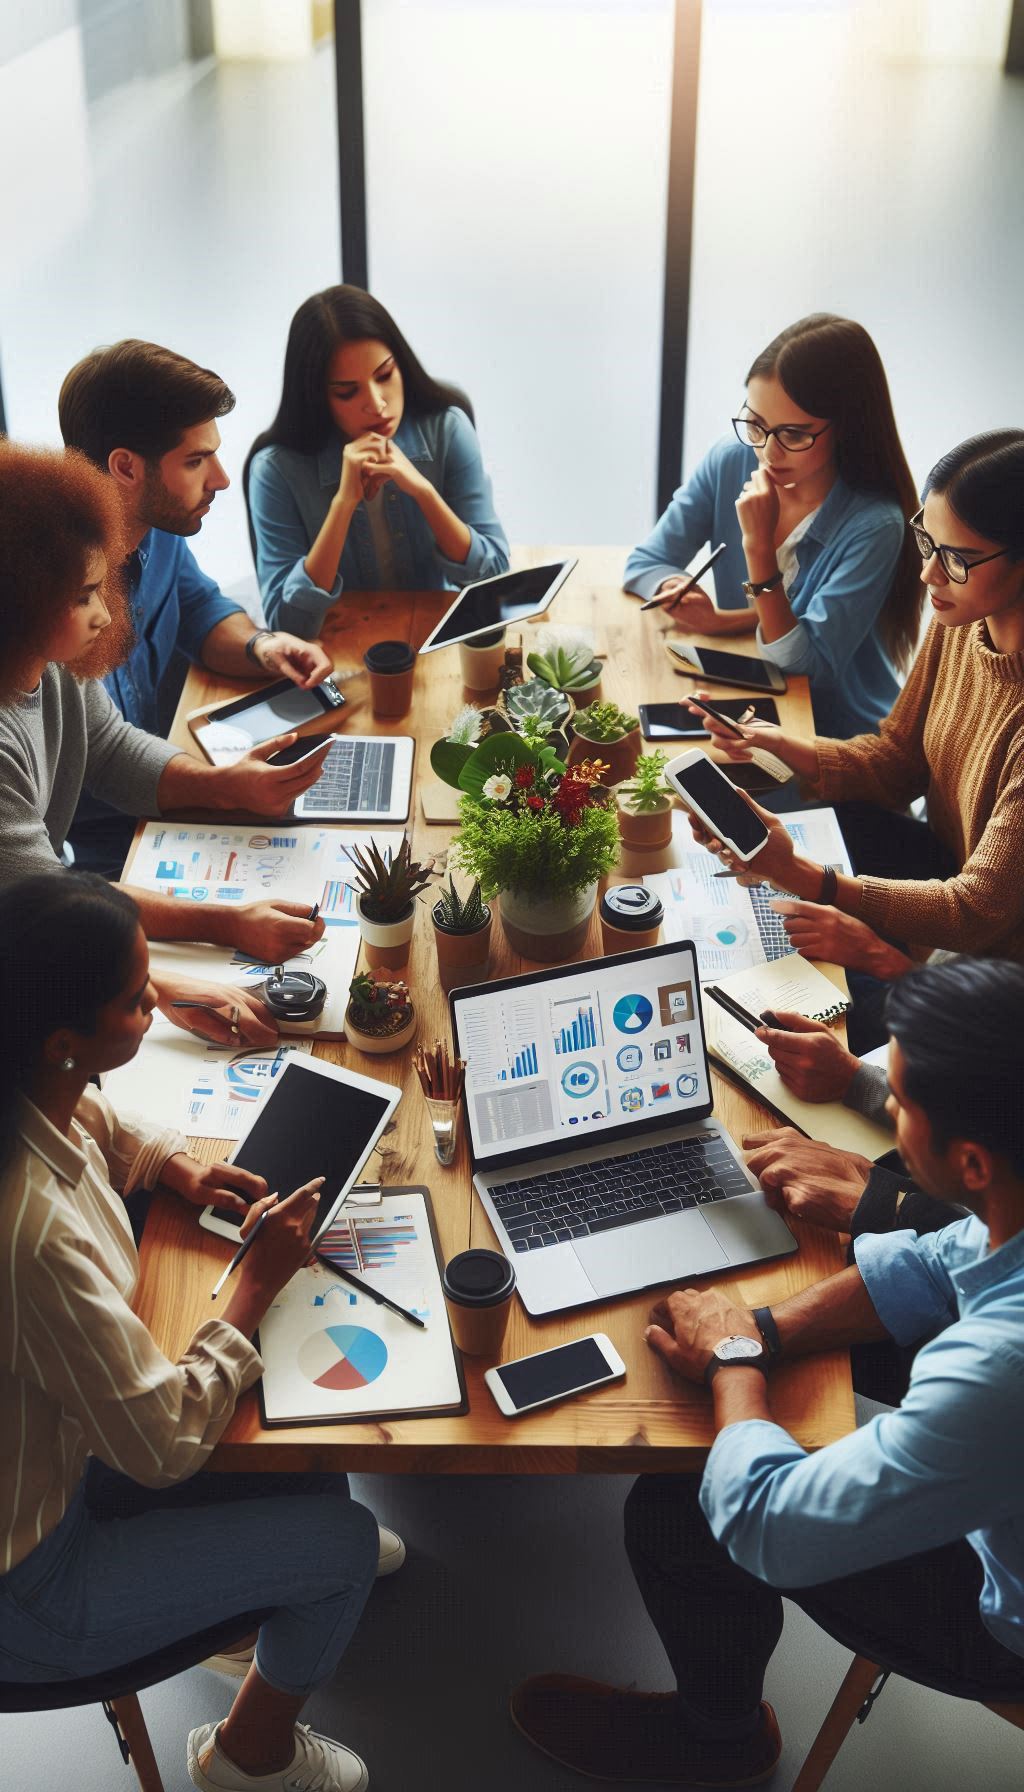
[731,414,831,454]
[909,508,1009,585]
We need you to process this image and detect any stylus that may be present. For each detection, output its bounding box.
[639,542,727,612]
[210,1199,276,1299]
[314,1252,427,1329]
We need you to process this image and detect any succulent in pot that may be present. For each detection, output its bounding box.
[431,876,493,992]
[344,973,417,1055]
[498,677,574,734]
[527,635,603,702]
[344,832,434,969]
[568,700,642,786]
[614,749,675,850]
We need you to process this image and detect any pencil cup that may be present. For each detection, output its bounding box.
[442,1250,516,1356]
[424,1094,461,1166]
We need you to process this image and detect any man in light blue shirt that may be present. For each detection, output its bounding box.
[512,957,1024,1786]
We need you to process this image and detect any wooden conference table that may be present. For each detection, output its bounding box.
[133,547,855,1473]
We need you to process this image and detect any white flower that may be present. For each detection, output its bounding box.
[448,704,483,746]
[483,773,512,801]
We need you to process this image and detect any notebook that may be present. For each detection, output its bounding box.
[256,1188,467,1427]
[705,956,851,1028]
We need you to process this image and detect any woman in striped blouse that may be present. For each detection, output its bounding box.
[0,874,379,1792]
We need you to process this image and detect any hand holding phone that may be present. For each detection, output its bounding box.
[664,750,770,862]
[686,698,792,785]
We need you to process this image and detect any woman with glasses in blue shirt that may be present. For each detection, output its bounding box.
[245,286,509,639]
[624,314,924,737]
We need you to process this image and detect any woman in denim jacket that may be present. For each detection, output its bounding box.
[246,286,509,638]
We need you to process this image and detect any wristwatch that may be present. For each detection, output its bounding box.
[752,1305,782,1359]
[704,1334,769,1386]
[741,569,784,598]
[245,628,275,665]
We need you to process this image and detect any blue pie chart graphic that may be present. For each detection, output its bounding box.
[298,1324,388,1392]
[613,993,654,1035]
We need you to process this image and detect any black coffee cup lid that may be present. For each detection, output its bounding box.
[364,640,415,673]
[442,1249,516,1307]
[600,884,664,929]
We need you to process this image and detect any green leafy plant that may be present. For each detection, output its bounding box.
[527,643,602,692]
[432,876,489,934]
[618,749,671,811]
[573,701,639,744]
[347,973,413,1031]
[344,833,434,923]
[500,678,572,732]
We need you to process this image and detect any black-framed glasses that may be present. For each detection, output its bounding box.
[731,414,831,454]
[909,508,1009,585]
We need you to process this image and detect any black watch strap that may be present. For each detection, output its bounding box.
[245,628,274,664]
[752,1306,782,1359]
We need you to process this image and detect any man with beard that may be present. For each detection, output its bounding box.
[59,340,334,875]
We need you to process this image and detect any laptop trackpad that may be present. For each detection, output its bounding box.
[576,1210,728,1298]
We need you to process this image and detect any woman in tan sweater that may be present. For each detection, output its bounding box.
[690,431,1024,986]
[0,873,383,1792]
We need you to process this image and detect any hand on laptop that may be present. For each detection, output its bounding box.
[644,1286,761,1385]
[743,1128,872,1231]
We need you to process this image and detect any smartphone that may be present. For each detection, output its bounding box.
[192,677,347,764]
[638,698,780,741]
[664,749,770,861]
[266,732,342,768]
[667,643,787,695]
[484,1334,626,1417]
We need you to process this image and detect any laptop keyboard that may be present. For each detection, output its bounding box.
[489,1134,753,1252]
[302,739,395,813]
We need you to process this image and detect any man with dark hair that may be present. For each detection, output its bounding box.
[59,341,334,873]
[512,957,1024,1786]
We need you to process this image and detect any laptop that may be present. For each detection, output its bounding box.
[450,941,797,1317]
[291,735,414,823]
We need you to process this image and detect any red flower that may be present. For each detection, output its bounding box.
[514,765,536,789]
[526,793,545,811]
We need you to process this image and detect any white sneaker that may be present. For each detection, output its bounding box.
[188,1720,368,1792]
[375,1524,406,1577]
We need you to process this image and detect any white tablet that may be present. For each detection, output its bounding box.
[190,677,348,765]
[418,561,577,653]
[289,735,414,823]
[198,1055,401,1244]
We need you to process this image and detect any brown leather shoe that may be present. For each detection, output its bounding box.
[509,1673,781,1785]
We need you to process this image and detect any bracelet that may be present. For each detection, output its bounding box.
[245,629,274,665]
[752,1306,782,1359]
[742,569,784,597]
[817,864,838,906]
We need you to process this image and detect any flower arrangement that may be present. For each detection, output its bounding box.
[430,710,620,903]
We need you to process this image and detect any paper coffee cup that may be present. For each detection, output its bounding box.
[442,1249,516,1356]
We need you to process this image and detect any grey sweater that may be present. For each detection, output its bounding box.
[0,667,179,883]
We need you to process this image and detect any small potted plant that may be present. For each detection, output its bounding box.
[497,677,574,737]
[615,749,675,851]
[528,631,603,704]
[432,875,493,992]
[344,833,434,969]
[345,973,417,1055]
[568,700,642,786]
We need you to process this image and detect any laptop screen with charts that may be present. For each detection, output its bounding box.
[450,942,796,1317]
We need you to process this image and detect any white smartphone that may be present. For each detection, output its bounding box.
[484,1334,626,1418]
[664,749,770,862]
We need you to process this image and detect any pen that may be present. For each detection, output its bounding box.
[170,1000,242,1037]
[314,1251,426,1330]
[211,1200,276,1299]
[707,987,764,1035]
[640,542,727,612]
[308,901,320,922]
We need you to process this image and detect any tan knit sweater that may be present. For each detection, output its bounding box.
[806,620,1024,958]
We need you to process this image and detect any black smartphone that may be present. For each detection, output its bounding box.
[266,732,341,768]
[667,643,787,694]
[638,698,781,741]
[664,750,770,861]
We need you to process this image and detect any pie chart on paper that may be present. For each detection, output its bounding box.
[298,1324,388,1391]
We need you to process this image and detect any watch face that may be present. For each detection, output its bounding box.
[716,1334,764,1363]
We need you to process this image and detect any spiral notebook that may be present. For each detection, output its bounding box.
[705,955,851,1028]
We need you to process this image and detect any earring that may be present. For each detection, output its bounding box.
[61,1056,76,1071]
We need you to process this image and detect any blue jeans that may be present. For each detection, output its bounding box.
[0,1464,378,1699]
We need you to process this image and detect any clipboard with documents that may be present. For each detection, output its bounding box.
[257,1187,467,1427]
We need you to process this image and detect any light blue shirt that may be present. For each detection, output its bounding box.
[248,407,510,639]
[623,435,907,737]
[701,1214,1024,1660]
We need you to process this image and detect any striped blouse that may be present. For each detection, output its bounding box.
[0,1091,262,1575]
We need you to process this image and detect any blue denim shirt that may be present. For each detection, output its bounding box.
[248,407,510,638]
[701,1214,1024,1660]
[624,436,907,737]
[71,529,241,846]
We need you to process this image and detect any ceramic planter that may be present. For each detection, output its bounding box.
[498,882,598,963]
[459,628,507,692]
[356,894,415,970]
[567,725,642,786]
[614,787,674,851]
[565,669,603,705]
[344,1004,418,1055]
[432,904,493,993]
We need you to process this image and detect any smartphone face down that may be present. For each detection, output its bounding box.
[485,1335,625,1415]
[664,750,769,861]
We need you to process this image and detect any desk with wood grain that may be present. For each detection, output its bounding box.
[132,547,855,1473]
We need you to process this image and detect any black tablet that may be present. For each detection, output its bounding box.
[418,561,577,652]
